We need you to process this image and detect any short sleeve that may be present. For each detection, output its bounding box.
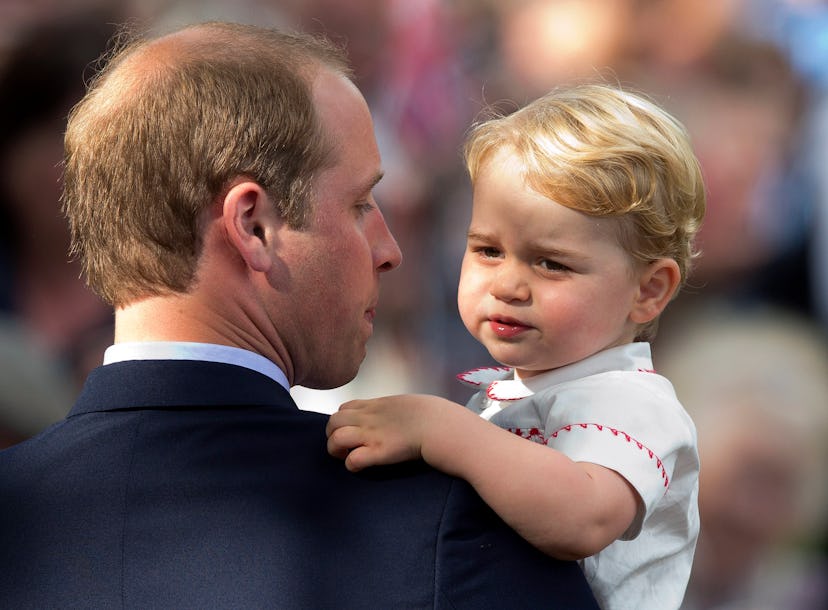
[542,372,696,536]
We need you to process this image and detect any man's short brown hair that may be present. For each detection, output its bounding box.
[63,22,351,307]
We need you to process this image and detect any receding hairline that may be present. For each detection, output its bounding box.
[86,22,350,109]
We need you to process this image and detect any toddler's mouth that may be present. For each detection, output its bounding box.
[489,317,531,338]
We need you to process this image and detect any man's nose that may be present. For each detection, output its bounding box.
[373,211,402,272]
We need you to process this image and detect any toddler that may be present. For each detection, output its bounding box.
[327,84,706,610]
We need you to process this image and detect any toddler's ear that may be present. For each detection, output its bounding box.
[630,259,681,324]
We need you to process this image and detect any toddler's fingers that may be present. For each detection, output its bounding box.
[338,399,369,412]
[344,446,378,472]
[326,424,363,460]
[326,408,360,438]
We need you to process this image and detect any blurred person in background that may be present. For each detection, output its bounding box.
[770,0,828,333]
[0,316,74,449]
[0,11,122,396]
[658,306,828,610]
[630,33,811,322]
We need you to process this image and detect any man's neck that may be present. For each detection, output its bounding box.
[113,294,294,384]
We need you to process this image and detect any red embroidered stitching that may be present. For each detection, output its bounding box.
[456,366,511,386]
[508,427,546,444]
[485,381,526,402]
[508,423,669,488]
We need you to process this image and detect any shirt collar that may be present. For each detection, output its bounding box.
[103,341,290,391]
[457,342,655,401]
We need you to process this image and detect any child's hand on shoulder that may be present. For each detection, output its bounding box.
[326,394,450,472]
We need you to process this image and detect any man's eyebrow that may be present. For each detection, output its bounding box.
[362,171,384,195]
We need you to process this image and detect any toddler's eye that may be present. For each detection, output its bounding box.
[480,247,501,259]
[539,259,569,272]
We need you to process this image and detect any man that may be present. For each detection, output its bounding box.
[0,22,598,608]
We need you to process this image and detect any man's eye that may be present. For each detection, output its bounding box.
[357,202,375,215]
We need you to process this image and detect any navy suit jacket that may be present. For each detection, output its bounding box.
[0,360,598,608]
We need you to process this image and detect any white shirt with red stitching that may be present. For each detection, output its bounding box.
[458,342,699,610]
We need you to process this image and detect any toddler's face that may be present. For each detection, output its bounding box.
[458,148,642,377]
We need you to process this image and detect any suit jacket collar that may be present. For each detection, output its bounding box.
[70,360,295,416]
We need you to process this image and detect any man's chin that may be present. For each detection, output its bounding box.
[299,355,364,391]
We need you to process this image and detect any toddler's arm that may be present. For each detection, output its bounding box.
[326,395,639,560]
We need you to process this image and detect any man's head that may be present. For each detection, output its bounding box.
[63,22,350,307]
[63,22,402,388]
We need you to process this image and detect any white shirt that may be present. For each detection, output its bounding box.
[103,342,290,392]
[458,343,700,610]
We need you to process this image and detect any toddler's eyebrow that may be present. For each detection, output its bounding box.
[467,230,583,260]
[528,239,582,260]
[466,230,494,241]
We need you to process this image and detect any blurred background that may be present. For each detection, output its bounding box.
[1,0,827,607]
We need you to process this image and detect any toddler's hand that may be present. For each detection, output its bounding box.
[325,394,436,472]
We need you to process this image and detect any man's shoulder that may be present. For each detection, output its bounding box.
[0,370,599,609]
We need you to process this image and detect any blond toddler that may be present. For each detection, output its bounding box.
[327,84,706,610]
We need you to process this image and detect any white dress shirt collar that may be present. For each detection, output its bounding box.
[103,341,289,391]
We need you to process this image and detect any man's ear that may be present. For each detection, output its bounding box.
[630,258,681,324]
[222,180,277,272]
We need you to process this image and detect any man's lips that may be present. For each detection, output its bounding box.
[364,307,376,324]
[488,317,531,338]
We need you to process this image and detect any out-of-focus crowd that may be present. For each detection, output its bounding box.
[1,1,827,608]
